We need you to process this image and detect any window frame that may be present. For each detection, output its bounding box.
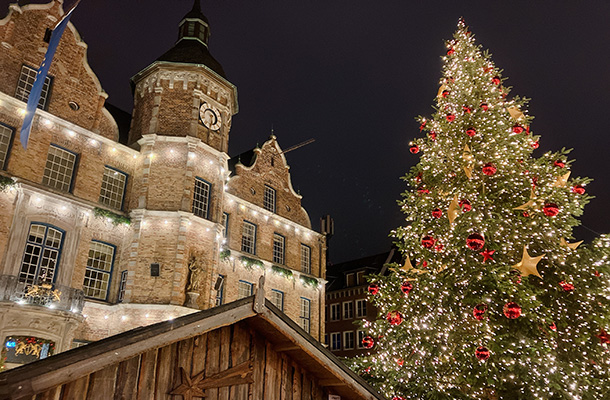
[222,212,229,238]
[343,331,355,350]
[356,298,367,318]
[42,144,78,193]
[330,332,341,351]
[215,274,225,306]
[299,297,311,333]
[99,165,128,211]
[343,301,354,320]
[300,244,311,274]
[263,185,276,213]
[357,330,366,349]
[345,273,355,287]
[238,280,253,299]
[241,220,257,255]
[19,222,65,285]
[272,232,285,265]
[192,177,212,220]
[15,64,53,110]
[0,122,15,170]
[329,303,340,321]
[117,270,128,303]
[269,289,284,311]
[82,240,116,301]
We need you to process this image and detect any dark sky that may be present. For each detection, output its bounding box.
[3,1,610,264]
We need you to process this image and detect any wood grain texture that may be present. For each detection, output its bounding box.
[113,355,140,400]
[136,349,157,400]
[86,364,118,400]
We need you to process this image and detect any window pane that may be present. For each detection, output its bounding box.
[238,281,253,299]
[42,145,76,192]
[241,222,256,254]
[19,224,62,284]
[99,167,127,210]
[15,65,51,109]
[263,185,276,213]
[273,234,285,264]
[83,241,115,300]
[300,244,311,274]
[192,178,211,219]
[0,124,14,169]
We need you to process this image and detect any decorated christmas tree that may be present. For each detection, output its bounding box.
[352,20,610,400]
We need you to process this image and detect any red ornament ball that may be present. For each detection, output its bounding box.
[572,185,586,195]
[441,90,449,98]
[512,125,524,134]
[597,329,610,344]
[463,106,472,114]
[401,281,414,295]
[543,203,560,217]
[554,160,566,168]
[480,103,489,111]
[417,187,429,194]
[447,48,455,55]
[492,76,501,85]
[429,131,437,140]
[559,281,575,292]
[362,336,375,349]
[482,163,497,176]
[431,208,443,218]
[387,311,403,326]
[466,233,485,251]
[466,127,477,137]
[475,346,490,361]
[473,303,488,321]
[503,302,522,319]
[410,145,420,154]
[446,114,456,122]
[550,323,557,331]
[531,141,539,149]
[368,283,379,295]
[421,235,435,249]
[459,199,472,212]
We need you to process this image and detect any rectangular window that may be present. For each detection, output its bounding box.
[343,301,354,320]
[299,298,311,333]
[15,65,52,109]
[215,275,224,306]
[238,280,253,299]
[344,331,355,350]
[99,166,127,210]
[357,271,366,285]
[346,273,355,287]
[330,303,340,321]
[263,185,276,213]
[357,330,366,349]
[269,289,284,311]
[300,244,311,274]
[83,241,115,300]
[0,124,14,170]
[272,233,285,264]
[222,213,229,238]
[331,332,341,351]
[42,145,77,192]
[241,221,256,254]
[356,299,367,318]
[19,223,63,285]
[117,270,128,303]
[192,178,211,219]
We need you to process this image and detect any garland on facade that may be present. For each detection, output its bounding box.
[300,275,319,288]
[219,249,231,260]
[93,207,131,225]
[271,265,294,280]
[0,175,15,192]
[240,255,263,270]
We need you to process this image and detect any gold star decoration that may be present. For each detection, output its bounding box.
[463,165,473,179]
[512,246,545,279]
[437,83,448,98]
[513,199,536,211]
[507,106,525,121]
[169,367,206,400]
[391,256,427,274]
[462,144,474,179]
[560,237,583,250]
[448,195,460,224]
[552,171,571,188]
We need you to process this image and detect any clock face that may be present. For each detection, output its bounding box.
[199,102,222,131]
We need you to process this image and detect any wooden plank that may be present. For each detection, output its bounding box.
[191,333,208,376]
[136,349,157,400]
[263,342,279,399]
[34,386,60,400]
[205,329,221,400]
[229,323,250,400]
[199,361,253,390]
[301,372,312,400]
[219,326,231,400]
[154,343,176,400]
[86,364,118,400]
[250,332,266,399]
[173,337,194,392]
[292,368,302,400]
[60,375,89,400]
[279,354,289,400]
[113,355,140,400]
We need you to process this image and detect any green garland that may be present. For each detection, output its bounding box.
[300,275,319,288]
[0,175,15,192]
[240,255,263,270]
[220,249,231,260]
[271,265,294,280]
[93,207,131,225]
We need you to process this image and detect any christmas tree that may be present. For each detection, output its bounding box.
[352,20,610,400]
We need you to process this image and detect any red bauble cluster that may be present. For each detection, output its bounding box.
[473,303,488,321]
[446,114,456,122]
[387,311,403,326]
[503,302,522,319]
[543,203,559,217]
[559,281,575,292]
[417,187,429,194]
[475,346,490,361]
[401,281,414,295]
[447,48,455,55]
[554,160,566,168]
[362,336,375,349]
[441,90,449,98]
[531,141,539,149]
[482,163,497,176]
[492,76,501,85]
[432,208,443,218]
[459,199,472,212]
[480,103,489,111]
[597,329,610,344]
[429,131,437,140]
[512,125,524,134]
[466,233,485,251]
[368,283,379,295]
[466,127,476,137]
[463,106,472,114]
[410,145,420,154]
[572,185,586,195]
[421,235,436,248]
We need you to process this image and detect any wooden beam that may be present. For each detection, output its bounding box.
[319,379,347,387]
[274,344,300,353]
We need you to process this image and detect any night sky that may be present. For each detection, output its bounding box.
[3,1,610,264]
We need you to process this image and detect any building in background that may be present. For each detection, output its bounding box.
[325,249,401,358]
[0,0,325,369]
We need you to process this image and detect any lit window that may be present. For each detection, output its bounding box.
[117,270,128,303]
[356,299,367,318]
[357,330,366,349]
[299,297,311,333]
[0,124,14,170]
[19,223,63,285]
[215,275,224,306]
[300,244,311,274]
[344,331,355,350]
[331,332,341,351]
[238,280,253,299]
[273,233,285,264]
[42,145,77,192]
[330,303,340,321]
[241,221,256,254]
[15,65,52,109]
[343,301,354,320]
[263,185,276,213]
[269,289,284,311]
[192,178,211,219]
[99,166,127,210]
[83,241,115,300]
[222,213,229,238]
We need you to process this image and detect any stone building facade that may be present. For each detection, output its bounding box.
[0,0,326,368]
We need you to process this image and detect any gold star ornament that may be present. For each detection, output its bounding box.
[448,195,460,224]
[512,246,545,279]
[552,171,571,188]
[507,106,525,121]
[560,237,583,250]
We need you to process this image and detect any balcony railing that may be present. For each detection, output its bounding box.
[0,275,84,314]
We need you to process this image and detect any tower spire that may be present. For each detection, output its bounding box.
[178,0,210,46]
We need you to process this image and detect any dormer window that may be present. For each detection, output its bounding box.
[187,22,195,36]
